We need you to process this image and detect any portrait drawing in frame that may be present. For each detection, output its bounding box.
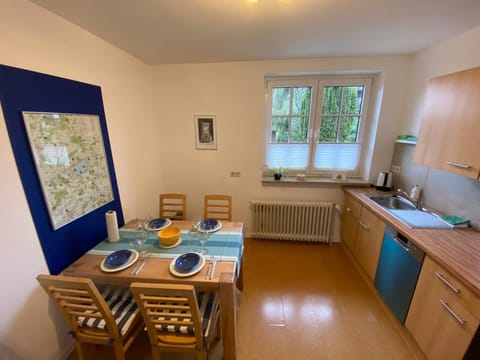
[194,115,217,150]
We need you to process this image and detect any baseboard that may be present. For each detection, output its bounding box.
[59,341,76,360]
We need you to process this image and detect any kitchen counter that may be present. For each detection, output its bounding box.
[343,186,480,297]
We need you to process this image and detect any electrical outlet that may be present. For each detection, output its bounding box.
[230,171,241,177]
[391,165,400,174]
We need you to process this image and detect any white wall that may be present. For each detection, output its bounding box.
[0,1,156,359]
[1,1,478,359]
[152,57,411,227]
[401,25,480,135]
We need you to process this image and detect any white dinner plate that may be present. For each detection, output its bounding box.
[100,249,139,273]
[196,220,222,233]
[169,253,206,277]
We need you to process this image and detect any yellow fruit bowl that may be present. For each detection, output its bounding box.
[158,226,180,247]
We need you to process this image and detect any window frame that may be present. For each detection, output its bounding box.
[264,75,373,179]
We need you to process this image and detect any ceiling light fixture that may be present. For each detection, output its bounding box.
[247,0,288,3]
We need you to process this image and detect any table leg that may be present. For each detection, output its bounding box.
[236,255,244,291]
[219,271,237,360]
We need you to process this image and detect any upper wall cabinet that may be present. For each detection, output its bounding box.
[413,66,480,179]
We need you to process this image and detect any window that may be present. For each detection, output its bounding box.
[265,76,372,177]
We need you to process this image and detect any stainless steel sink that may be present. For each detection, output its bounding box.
[366,194,417,210]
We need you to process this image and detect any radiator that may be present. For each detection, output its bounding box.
[250,200,334,244]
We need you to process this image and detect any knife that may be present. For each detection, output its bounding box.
[209,258,217,280]
[204,260,212,280]
[131,255,148,275]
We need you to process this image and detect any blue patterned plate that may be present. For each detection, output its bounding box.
[101,249,139,273]
[169,253,206,278]
[146,218,171,231]
[105,249,132,268]
[175,252,201,273]
[197,219,222,233]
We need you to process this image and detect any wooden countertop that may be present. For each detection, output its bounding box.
[343,186,480,296]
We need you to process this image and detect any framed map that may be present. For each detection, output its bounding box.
[22,112,114,230]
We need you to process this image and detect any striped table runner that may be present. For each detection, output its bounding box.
[89,228,243,264]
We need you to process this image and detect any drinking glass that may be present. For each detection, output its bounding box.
[135,217,149,256]
[198,232,209,255]
[190,215,208,254]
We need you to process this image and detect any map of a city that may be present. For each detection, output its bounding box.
[23,112,114,229]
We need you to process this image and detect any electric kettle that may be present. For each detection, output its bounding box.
[376,171,393,191]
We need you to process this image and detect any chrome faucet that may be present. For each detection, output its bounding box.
[396,188,421,209]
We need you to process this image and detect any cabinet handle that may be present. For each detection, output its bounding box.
[393,236,410,252]
[359,220,369,230]
[434,272,460,294]
[440,299,466,326]
[446,161,472,170]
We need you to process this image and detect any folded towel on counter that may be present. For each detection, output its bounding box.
[440,215,470,227]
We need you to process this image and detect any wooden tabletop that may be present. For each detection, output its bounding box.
[343,187,480,296]
[62,253,236,288]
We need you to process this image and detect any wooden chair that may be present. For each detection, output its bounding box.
[36,274,143,360]
[130,283,220,360]
[203,194,232,221]
[159,193,187,220]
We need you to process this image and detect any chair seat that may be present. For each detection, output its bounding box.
[78,286,139,336]
[155,291,218,338]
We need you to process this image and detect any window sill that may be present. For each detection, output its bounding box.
[262,177,370,186]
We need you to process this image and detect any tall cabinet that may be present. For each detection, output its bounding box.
[413,66,480,179]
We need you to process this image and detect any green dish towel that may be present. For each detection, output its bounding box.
[396,134,417,142]
[440,215,470,226]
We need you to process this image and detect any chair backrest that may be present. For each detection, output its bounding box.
[203,194,232,221]
[37,274,141,352]
[130,283,216,355]
[159,193,187,220]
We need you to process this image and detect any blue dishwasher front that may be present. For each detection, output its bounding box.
[374,225,424,324]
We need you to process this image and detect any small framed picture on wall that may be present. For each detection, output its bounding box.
[194,115,217,150]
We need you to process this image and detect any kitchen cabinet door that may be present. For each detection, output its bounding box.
[354,206,386,281]
[341,194,361,253]
[406,256,480,359]
[413,66,480,179]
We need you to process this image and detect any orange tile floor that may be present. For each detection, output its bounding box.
[68,238,424,360]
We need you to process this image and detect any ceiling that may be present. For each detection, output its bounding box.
[29,0,480,65]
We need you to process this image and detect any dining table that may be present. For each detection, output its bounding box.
[62,219,244,360]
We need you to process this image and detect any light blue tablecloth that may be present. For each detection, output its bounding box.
[89,228,243,264]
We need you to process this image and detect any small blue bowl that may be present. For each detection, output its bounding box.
[148,218,167,229]
[175,253,200,273]
[200,219,218,231]
[105,249,132,267]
